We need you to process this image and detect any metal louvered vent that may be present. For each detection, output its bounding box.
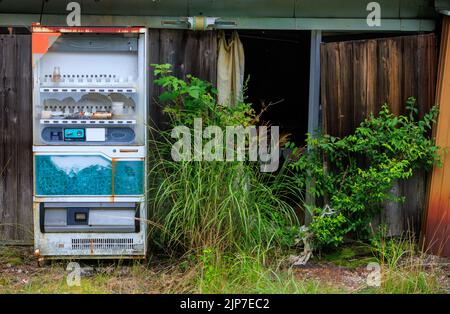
[71,238,134,250]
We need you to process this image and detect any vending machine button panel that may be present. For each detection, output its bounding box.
[64,128,85,141]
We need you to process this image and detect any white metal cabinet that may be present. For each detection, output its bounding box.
[32,26,148,260]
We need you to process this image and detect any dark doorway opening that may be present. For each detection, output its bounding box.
[239,30,311,145]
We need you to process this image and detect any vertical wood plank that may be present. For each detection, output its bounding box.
[339,42,353,137]
[2,35,19,240]
[0,36,6,239]
[326,42,340,136]
[320,42,329,134]
[148,30,219,131]
[148,29,163,131]
[0,35,32,241]
[387,38,402,115]
[15,35,32,240]
[352,41,366,127]
[366,40,378,117]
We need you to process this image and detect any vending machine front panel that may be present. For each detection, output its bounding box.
[32,26,148,261]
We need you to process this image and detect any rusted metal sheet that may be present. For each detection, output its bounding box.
[425,16,450,257]
[320,33,438,236]
[31,24,145,34]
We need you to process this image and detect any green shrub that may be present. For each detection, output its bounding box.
[289,99,440,248]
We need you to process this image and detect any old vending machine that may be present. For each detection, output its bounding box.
[31,26,148,262]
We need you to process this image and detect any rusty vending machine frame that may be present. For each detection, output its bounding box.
[31,25,148,263]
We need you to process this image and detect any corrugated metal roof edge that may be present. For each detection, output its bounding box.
[0,14,437,32]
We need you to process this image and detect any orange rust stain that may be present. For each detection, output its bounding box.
[119,149,139,153]
[425,16,450,257]
[32,25,143,34]
[425,202,449,255]
[32,33,60,54]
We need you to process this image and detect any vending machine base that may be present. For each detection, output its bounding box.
[33,201,147,262]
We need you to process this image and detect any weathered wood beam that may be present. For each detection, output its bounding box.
[424,16,450,258]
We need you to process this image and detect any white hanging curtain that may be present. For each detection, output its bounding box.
[217,31,245,106]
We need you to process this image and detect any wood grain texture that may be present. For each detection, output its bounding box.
[0,35,32,241]
[425,18,450,257]
[321,34,436,137]
[321,34,437,237]
[148,30,218,131]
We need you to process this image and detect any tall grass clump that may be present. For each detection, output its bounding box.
[148,64,301,256]
[194,246,341,294]
[369,228,444,294]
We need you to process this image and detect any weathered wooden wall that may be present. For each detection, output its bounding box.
[320,34,437,236]
[0,31,437,241]
[148,30,218,131]
[0,35,33,242]
[321,34,436,137]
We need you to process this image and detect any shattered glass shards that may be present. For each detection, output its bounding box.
[35,155,112,195]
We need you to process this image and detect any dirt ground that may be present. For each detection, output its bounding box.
[292,256,450,294]
[0,246,449,294]
[293,263,372,292]
[0,246,197,293]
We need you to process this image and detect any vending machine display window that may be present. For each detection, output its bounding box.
[35,155,113,196]
[33,31,147,146]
